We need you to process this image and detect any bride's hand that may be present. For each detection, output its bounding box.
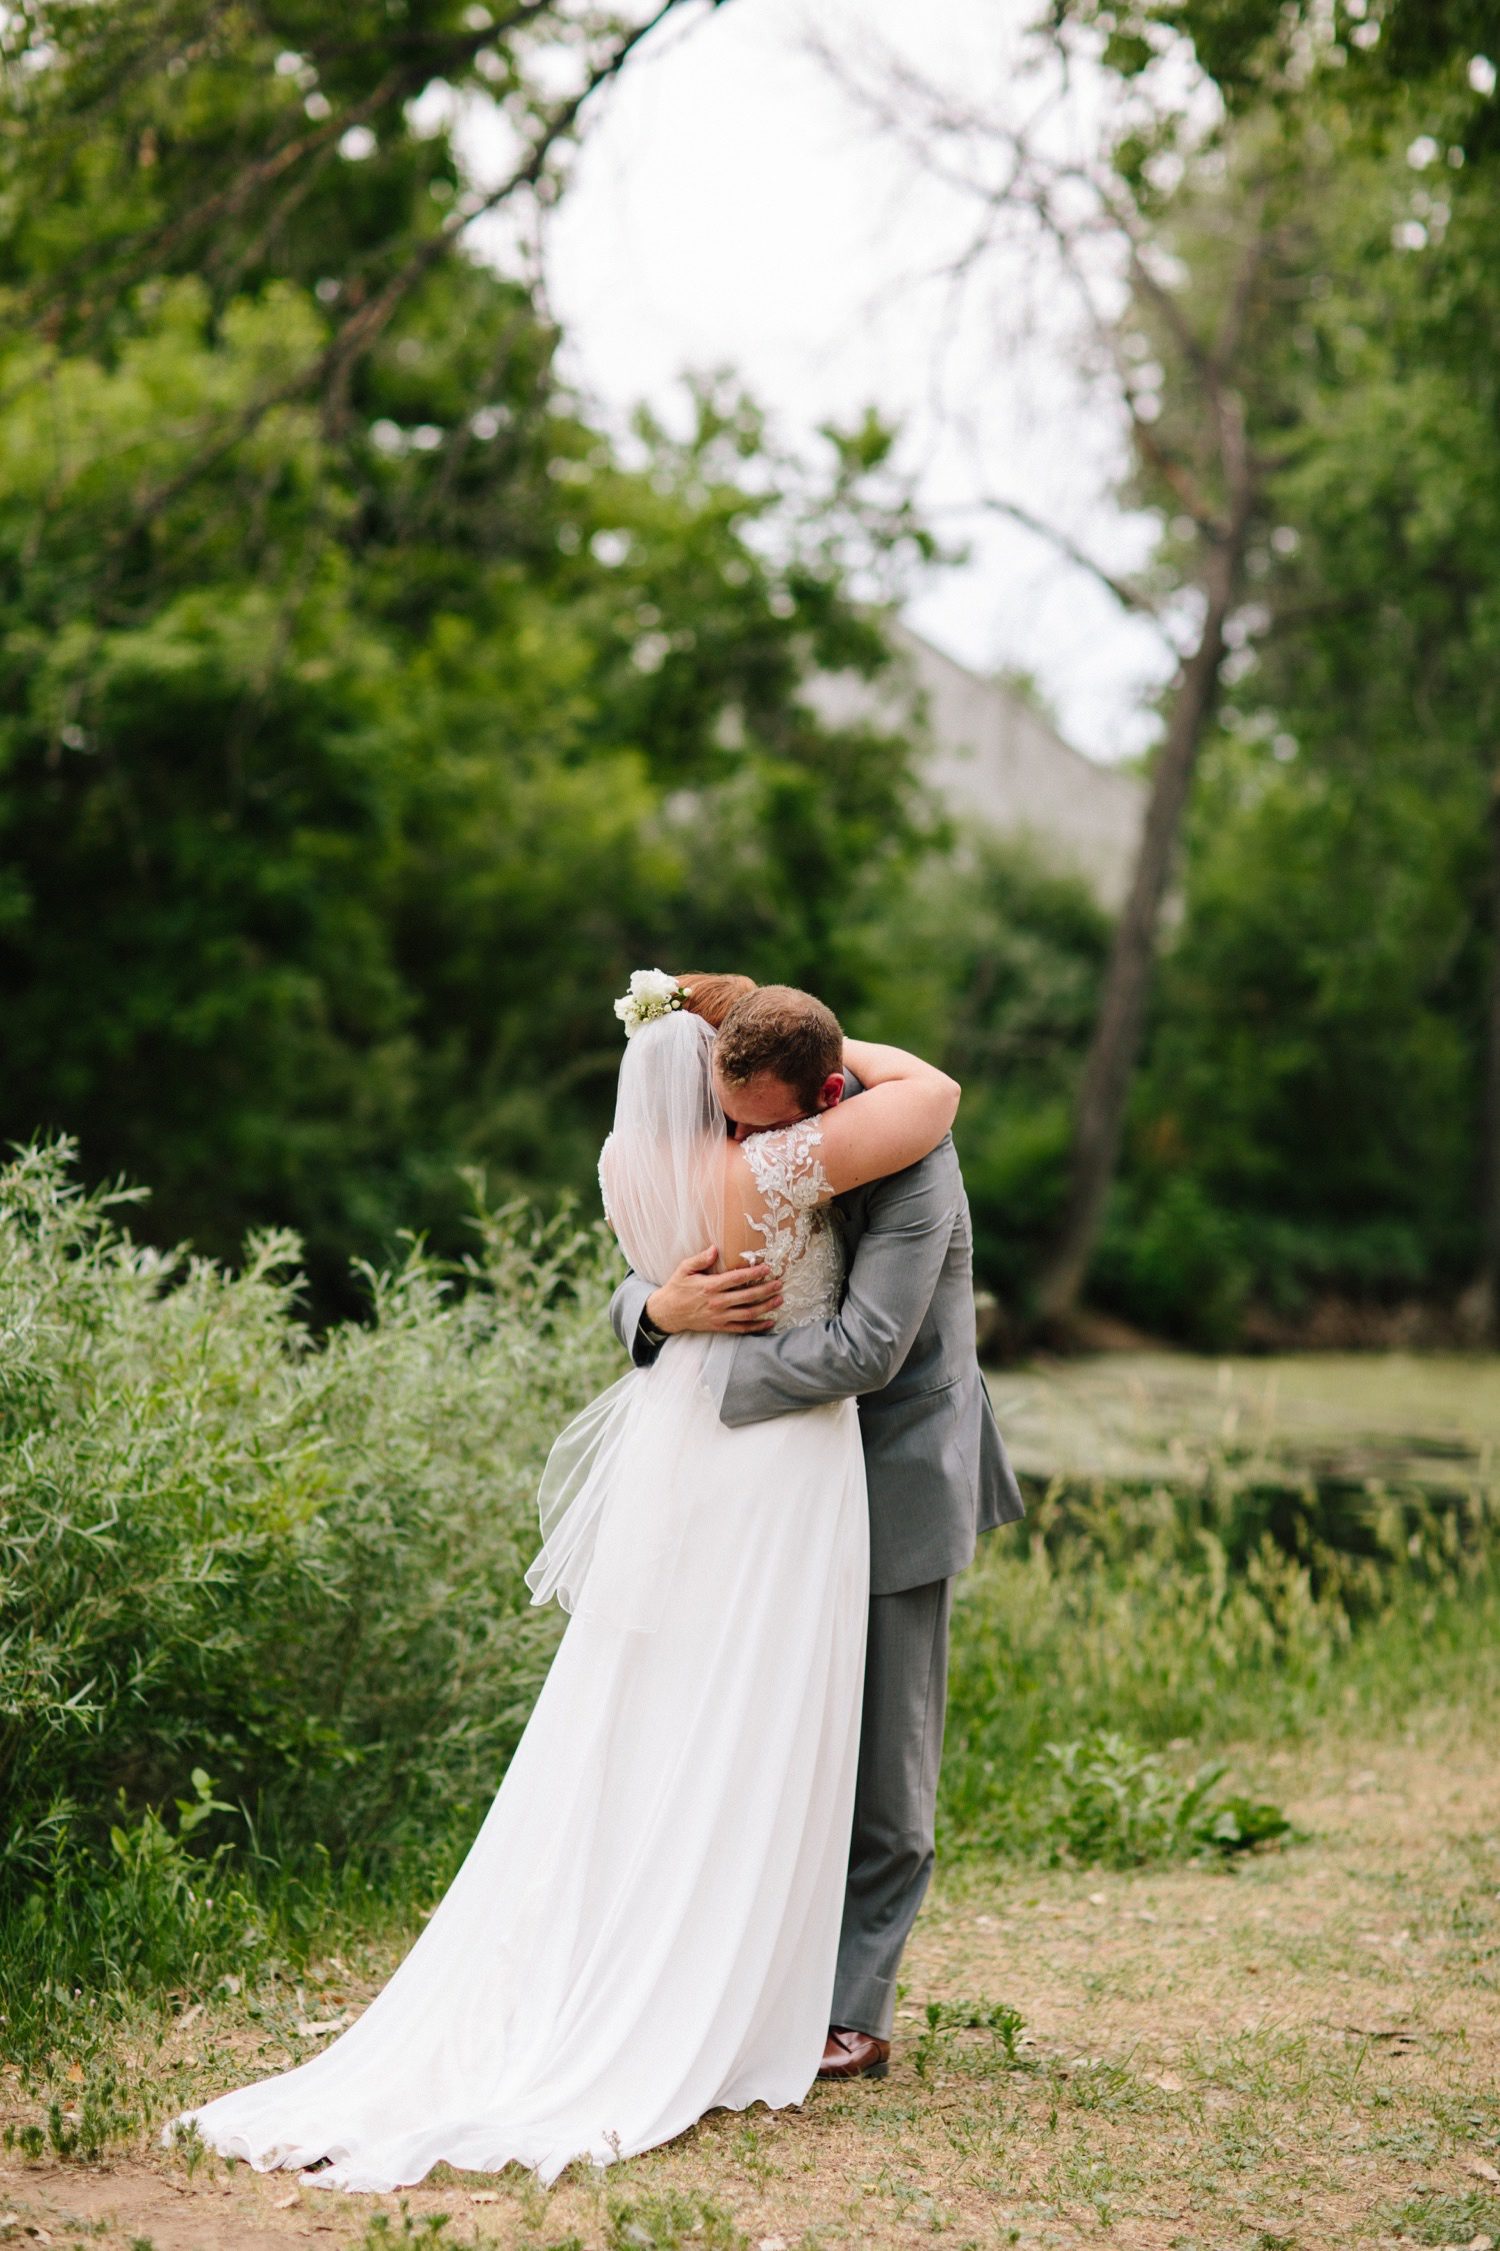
[646,1247,784,1335]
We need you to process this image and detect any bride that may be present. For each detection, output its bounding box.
[164,974,960,2192]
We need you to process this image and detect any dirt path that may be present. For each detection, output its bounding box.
[4,1712,1498,2251]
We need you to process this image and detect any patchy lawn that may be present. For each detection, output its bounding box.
[4,1699,1497,2251]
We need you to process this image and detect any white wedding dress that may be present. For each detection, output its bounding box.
[166,1013,869,2192]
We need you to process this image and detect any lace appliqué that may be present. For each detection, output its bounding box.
[740,1118,844,1332]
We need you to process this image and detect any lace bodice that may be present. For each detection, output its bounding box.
[739,1118,844,1332]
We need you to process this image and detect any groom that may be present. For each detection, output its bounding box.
[609,977,1025,2080]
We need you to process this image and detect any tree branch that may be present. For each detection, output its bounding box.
[13,0,581,369]
[320,0,701,419]
[88,0,717,549]
[1209,187,1271,385]
[964,493,1166,625]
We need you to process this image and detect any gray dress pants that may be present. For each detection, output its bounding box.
[829,1575,954,2041]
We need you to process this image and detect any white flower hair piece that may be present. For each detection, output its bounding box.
[613,967,689,1040]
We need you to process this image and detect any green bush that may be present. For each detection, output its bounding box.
[1093,1173,1253,1348]
[0,1139,622,1891]
[1040,1731,1289,1869]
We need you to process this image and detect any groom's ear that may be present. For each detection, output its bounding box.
[816,1074,846,1112]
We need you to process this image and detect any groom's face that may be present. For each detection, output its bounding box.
[713,1059,844,1143]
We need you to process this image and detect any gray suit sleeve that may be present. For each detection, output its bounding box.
[609,1270,661,1369]
[717,1152,956,1425]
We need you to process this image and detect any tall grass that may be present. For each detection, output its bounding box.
[939,1474,1499,1859]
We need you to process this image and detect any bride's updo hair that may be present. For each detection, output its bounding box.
[675,972,757,1029]
[716,984,844,1113]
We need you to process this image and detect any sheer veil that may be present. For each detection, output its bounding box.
[524,1009,732,1634]
[595,1008,726,1284]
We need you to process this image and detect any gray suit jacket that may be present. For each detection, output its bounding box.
[606,1093,1025,1597]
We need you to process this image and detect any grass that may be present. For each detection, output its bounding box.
[3,1699,1499,2247]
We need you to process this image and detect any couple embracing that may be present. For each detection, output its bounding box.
[169,972,1025,2191]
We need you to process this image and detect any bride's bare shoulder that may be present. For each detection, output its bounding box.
[716,1121,823,1209]
[727,1119,832,1202]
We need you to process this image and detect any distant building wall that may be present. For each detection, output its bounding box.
[808,619,1148,913]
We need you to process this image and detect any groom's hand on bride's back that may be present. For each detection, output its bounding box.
[646,1247,782,1335]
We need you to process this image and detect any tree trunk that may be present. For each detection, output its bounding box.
[1467,764,1500,1342]
[1033,511,1249,1333]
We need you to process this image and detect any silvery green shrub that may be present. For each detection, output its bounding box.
[0,1141,624,1889]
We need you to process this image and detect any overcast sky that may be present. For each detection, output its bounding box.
[499,0,1178,764]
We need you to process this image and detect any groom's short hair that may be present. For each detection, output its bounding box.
[716,985,843,1112]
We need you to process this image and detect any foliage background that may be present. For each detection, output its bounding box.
[1,0,1495,1344]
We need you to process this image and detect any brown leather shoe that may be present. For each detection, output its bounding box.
[817,2025,891,2080]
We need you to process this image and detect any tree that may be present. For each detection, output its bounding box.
[1202,91,1500,1331]
[0,0,940,1305]
[815,22,1320,1332]
[1061,0,1500,1339]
